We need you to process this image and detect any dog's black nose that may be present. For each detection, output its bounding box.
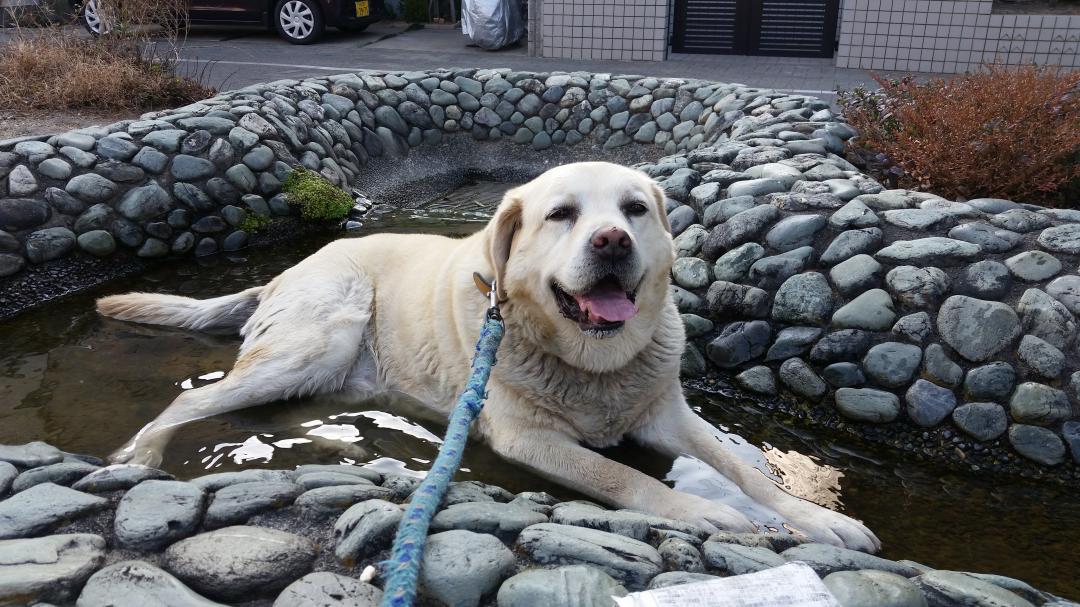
[590,227,632,260]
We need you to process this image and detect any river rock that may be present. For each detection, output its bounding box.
[701,542,785,575]
[1008,425,1066,466]
[937,296,1021,362]
[76,560,225,607]
[1009,382,1071,425]
[885,266,949,309]
[735,366,778,395]
[905,379,957,427]
[1005,251,1061,282]
[765,326,822,361]
[1017,335,1065,378]
[114,480,206,550]
[862,342,922,388]
[517,523,663,589]
[781,543,917,577]
[779,358,828,400]
[162,526,317,601]
[949,222,1022,253]
[829,254,882,296]
[831,289,896,331]
[923,343,963,387]
[834,388,901,423]
[204,481,301,529]
[952,403,1009,441]
[892,312,933,344]
[496,565,627,607]
[772,272,833,325]
[1016,289,1076,351]
[914,570,1036,607]
[0,441,63,468]
[823,570,928,607]
[875,237,981,266]
[0,533,105,605]
[956,261,1012,300]
[705,321,771,368]
[0,483,107,539]
[71,464,173,493]
[420,530,515,607]
[273,572,381,607]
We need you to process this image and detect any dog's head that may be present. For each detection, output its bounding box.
[484,162,676,371]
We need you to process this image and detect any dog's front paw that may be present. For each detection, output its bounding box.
[779,498,881,553]
[656,491,758,534]
[109,444,164,468]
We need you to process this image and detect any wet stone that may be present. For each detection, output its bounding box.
[937,296,1021,362]
[0,533,106,605]
[0,463,14,497]
[964,362,1016,402]
[781,543,917,577]
[1062,422,1080,464]
[779,358,828,400]
[735,366,778,395]
[1009,425,1067,466]
[952,403,1009,442]
[648,571,721,590]
[204,481,301,529]
[163,526,317,601]
[295,484,393,516]
[189,469,293,492]
[433,501,547,543]
[333,499,402,564]
[71,464,173,493]
[835,388,901,423]
[420,530,515,607]
[77,560,225,607]
[1006,251,1061,282]
[497,565,628,607]
[823,570,928,607]
[905,379,957,427]
[701,542,785,575]
[115,480,206,550]
[822,362,865,388]
[517,523,663,590]
[915,571,1036,607]
[273,572,381,607]
[956,261,1012,300]
[10,462,100,493]
[0,442,64,468]
[25,227,76,264]
[0,483,107,539]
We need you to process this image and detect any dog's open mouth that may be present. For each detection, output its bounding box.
[552,277,638,334]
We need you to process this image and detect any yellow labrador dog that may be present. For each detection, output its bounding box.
[98,161,879,551]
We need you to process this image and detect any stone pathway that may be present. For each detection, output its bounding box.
[0,441,1076,606]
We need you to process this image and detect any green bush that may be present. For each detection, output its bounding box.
[281,167,353,221]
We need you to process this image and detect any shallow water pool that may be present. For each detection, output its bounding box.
[1,181,1077,599]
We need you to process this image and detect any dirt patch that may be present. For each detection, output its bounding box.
[0,109,138,141]
[993,0,1080,14]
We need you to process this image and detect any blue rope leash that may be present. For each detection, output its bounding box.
[379,309,505,607]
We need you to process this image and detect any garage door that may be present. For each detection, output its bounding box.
[672,0,840,58]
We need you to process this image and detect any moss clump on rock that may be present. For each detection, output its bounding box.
[281,167,353,221]
[240,214,272,233]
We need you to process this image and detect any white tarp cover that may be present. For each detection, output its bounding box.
[461,0,525,50]
[614,562,841,607]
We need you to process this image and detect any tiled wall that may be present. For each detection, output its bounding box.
[837,0,1080,73]
[535,0,668,61]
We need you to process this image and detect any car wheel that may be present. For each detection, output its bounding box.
[79,0,108,36]
[274,0,324,45]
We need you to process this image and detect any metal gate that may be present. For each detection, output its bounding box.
[672,0,839,57]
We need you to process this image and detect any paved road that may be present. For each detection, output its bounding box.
[172,23,882,98]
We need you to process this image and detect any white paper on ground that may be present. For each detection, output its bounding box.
[613,562,841,607]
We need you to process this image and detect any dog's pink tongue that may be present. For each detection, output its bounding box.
[573,284,638,323]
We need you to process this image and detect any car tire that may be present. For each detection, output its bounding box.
[274,0,325,45]
[78,0,107,36]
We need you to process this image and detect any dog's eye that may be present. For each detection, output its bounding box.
[546,206,576,221]
[623,202,648,217]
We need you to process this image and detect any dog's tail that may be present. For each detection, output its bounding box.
[96,286,263,333]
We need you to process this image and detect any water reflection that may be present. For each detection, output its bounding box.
[0,184,1078,599]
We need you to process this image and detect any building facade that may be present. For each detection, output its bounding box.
[528,0,1080,73]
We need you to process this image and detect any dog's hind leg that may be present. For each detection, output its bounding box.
[111,268,377,467]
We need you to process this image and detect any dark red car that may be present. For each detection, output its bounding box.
[75,0,385,44]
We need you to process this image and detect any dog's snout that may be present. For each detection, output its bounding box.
[590,227,632,260]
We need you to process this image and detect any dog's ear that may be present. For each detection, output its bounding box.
[650,182,672,233]
[486,191,522,301]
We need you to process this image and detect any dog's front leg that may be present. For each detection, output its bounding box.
[631,384,881,553]
[485,422,756,534]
